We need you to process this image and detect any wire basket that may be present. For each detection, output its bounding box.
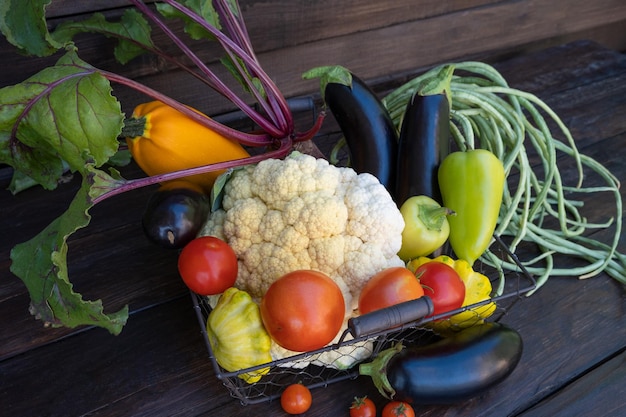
[191,235,536,405]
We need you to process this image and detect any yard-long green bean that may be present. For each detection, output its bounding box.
[382,62,626,291]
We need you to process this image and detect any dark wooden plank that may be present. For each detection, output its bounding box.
[492,41,626,151]
[45,1,149,18]
[519,350,626,417]
[246,0,626,101]
[1,0,499,87]
[0,295,222,417]
[492,39,626,93]
[45,0,499,42]
[239,0,500,51]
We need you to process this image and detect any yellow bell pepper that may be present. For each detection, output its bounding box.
[407,255,496,333]
[126,101,250,193]
[206,287,272,384]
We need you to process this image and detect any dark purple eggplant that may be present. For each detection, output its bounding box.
[359,322,523,404]
[141,181,210,249]
[324,73,398,192]
[394,92,450,205]
[393,65,453,206]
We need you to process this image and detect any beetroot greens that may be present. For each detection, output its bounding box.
[0,0,324,333]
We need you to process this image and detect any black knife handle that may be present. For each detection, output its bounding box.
[348,297,434,338]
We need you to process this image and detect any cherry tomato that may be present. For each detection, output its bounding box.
[350,396,376,417]
[280,383,312,415]
[415,261,465,317]
[358,267,424,315]
[382,401,415,417]
[260,270,345,352]
[177,236,238,295]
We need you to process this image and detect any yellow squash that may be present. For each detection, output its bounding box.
[126,101,250,192]
[206,287,272,384]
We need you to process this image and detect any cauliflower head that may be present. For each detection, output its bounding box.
[199,152,405,313]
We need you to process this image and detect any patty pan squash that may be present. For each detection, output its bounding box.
[206,287,272,383]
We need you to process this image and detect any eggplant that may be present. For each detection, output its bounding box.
[393,65,453,206]
[394,92,450,205]
[141,181,210,249]
[325,73,398,192]
[359,322,523,404]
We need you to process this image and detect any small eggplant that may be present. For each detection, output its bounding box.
[141,180,210,249]
[394,65,453,206]
[359,322,523,404]
[324,73,398,192]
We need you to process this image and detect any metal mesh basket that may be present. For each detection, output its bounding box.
[191,235,536,405]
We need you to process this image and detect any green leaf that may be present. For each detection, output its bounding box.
[0,0,65,56]
[156,0,221,40]
[10,164,129,335]
[8,169,41,194]
[52,9,154,65]
[220,56,265,98]
[107,149,132,167]
[0,139,65,191]
[302,65,353,99]
[0,49,123,190]
[7,159,72,194]
[210,167,239,212]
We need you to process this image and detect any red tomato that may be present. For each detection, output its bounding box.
[177,236,238,295]
[382,401,415,417]
[350,396,376,417]
[280,383,312,415]
[358,267,424,315]
[260,270,345,352]
[415,262,465,317]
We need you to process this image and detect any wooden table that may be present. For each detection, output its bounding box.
[1,40,625,417]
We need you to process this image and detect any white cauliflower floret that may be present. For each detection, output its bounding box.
[345,173,403,254]
[222,197,267,253]
[269,317,376,370]
[200,152,405,313]
[221,165,256,209]
[202,209,226,240]
[286,192,348,238]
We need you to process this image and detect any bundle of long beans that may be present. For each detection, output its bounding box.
[383,62,624,293]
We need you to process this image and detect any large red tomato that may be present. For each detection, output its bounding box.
[260,270,345,352]
[177,236,238,295]
[415,262,465,317]
[358,267,425,315]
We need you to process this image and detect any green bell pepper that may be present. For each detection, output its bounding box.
[438,149,505,265]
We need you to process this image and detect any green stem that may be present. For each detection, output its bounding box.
[418,64,455,100]
[358,343,403,400]
[419,204,455,231]
[119,117,146,138]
